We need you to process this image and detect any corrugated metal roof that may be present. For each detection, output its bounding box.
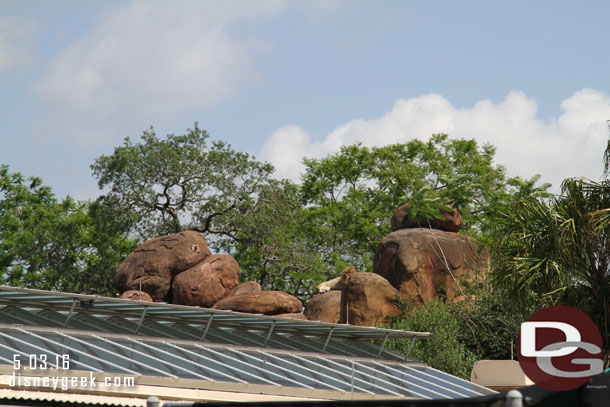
[0,388,146,406]
[0,286,494,402]
[0,286,427,361]
[0,325,491,400]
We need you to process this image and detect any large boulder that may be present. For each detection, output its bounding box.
[172,254,240,307]
[391,203,462,233]
[304,291,341,323]
[227,281,262,297]
[114,231,211,302]
[339,272,401,327]
[213,291,303,315]
[119,290,153,302]
[373,228,489,305]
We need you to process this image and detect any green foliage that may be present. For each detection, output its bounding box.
[300,135,550,277]
[383,300,478,379]
[452,283,541,361]
[383,281,540,378]
[0,165,134,294]
[219,180,325,299]
[491,177,610,356]
[90,124,326,297]
[492,178,610,305]
[91,123,274,240]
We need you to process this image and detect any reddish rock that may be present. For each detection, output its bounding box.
[339,272,401,327]
[172,254,240,307]
[274,313,308,320]
[391,203,462,233]
[213,291,303,315]
[119,290,153,302]
[113,231,211,302]
[304,291,341,323]
[373,228,489,305]
[227,281,262,297]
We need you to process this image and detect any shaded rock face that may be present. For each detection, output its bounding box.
[304,291,341,323]
[227,281,262,297]
[373,228,489,305]
[172,254,240,307]
[119,290,153,302]
[339,272,401,327]
[114,231,211,302]
[391,203,462,233]
[213,291,303,315]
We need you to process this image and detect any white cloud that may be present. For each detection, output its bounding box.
[34,0,285,148]
[260,89,610,192]
[0,15,36,72]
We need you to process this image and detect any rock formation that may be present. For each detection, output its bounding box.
[113,231,211,302]
[172,254,240,307]
[374,228,488,305]
[391,203,462,233]
[113,202,489,327]
[304,291,341,323]
[213,291,303,315]
[339,272,401,326]
[227,281,262,297]
[113,231,306,318]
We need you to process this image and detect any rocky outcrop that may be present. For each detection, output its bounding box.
[213,291,303,315]
[114,231,211,302]
[391,203,462,233]
[339,272,401,326]
[373,228,488,305]
[227,281,262,297]
[119,290,153,302]
[304,291,341,323]
[172,254,239,307]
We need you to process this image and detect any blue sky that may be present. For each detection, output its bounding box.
[1,0,610,199]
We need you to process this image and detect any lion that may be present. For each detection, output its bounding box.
[316,266,357,293]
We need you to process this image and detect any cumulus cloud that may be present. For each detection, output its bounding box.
[34,0,285,148]
[0,15,36,73]
[260,89,610,192]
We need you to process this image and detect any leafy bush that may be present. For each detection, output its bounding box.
[383,300,478,379]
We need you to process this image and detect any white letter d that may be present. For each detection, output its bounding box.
[521,321,581,357]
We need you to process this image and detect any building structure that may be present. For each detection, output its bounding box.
[0,286,493,405]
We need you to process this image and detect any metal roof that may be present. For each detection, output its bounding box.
[0,286,427,361]
[0,324,492,400]
[0,286,494,401]
[0,389,146,407]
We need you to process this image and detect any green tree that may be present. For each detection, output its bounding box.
[0,165,133,294]
[451,282,541,361]
[492,178,610,363]
[91,123,274,240]
[91,124,326,297]
[222,179,325,299]
[300,135,550,277]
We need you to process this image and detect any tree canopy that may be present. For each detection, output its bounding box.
[91,124,325,298]
[491,177,610,362]
[300,134,550,274]
[91,123,274,240]
[1,122,576,373]
[0,164,133,294]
